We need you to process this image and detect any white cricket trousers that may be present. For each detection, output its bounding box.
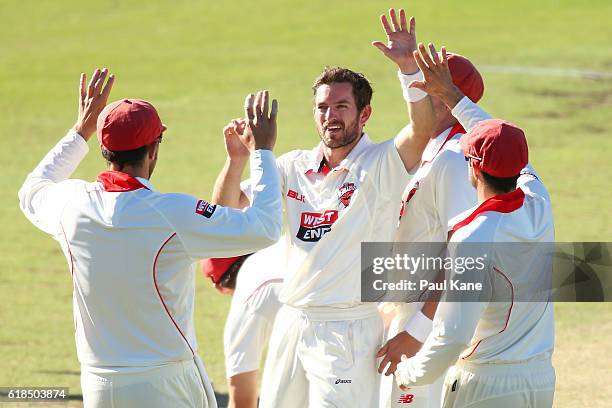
[441,357,555,408]
[259,304,383,408]
[81,356,218,408]
[379,306,444,408]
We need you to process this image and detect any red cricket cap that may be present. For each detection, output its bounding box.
[447,53,485,103]
[97,99,166,151]
[460,119,528,178]
[201,256,242,284]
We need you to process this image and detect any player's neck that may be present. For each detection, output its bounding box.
[108,163,150,180]
[477,182,508,204]
[323,133,363,169]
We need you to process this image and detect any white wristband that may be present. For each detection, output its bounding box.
[404,310,433,343]
[398,70,428,102]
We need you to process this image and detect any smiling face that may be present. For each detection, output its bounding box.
[313,82,370,149]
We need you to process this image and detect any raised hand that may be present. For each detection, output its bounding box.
[73,68,115,140]
[372,8,418,74]
[223,118,249,161]
[240,90,278,152]
[409,43,464,109]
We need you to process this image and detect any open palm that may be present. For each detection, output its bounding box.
[372,8,418,73]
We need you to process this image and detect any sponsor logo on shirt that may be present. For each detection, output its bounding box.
[287,189,306,203]
[195,200,216,218]
[334,378,352,385]
[397,394,415,403]
[297,210,338,242]
[338,182,356,207]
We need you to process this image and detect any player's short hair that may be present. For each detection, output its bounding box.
[312,67,373,111]
[101,146,148,170]
[481,170,520,193]
[218,254,252,290]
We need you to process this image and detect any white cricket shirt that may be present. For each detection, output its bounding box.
[244,134,411,312]
[224,239,285,377]
[395,97,555,387]
[19,130,282,370]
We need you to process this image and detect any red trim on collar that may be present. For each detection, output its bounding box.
[305,159,331,176]
[96,171,150,192]
[451,188,525,232]
[421,123,465,166]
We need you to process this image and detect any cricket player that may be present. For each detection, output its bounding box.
[211,13,436,403]
[394,45,556,407]
[201,240,285,408]
[372,10,482,408]
[18,69,283,408]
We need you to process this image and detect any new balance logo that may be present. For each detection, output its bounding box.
[397,394,414,404]
[334,379,352,385]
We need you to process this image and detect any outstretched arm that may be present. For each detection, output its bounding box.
[372,8,434,172]
[19,68,115,235]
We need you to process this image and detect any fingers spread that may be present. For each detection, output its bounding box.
[380,14,392,36]
[399,9,408,31]
[389,8,400,32]
[270,99,278,121]
[428,43,439,66]
[100,73,115,102]
[87,68,101,98]
[413,49,429,72]
[79,73,86,106]
[261,90,269,118]
[93,68,108,97]
[244,94,255,121]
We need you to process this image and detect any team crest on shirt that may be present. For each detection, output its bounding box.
[296,210,338,242]
[195,200,216,218]
[337,182,356,207]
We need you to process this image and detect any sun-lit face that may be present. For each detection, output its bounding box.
[313,82,364,149]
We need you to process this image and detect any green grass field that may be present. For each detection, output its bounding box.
[1,0,611,407]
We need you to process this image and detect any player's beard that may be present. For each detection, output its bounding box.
[318,113,361,149]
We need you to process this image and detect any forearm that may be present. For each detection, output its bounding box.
[18,129,89,234]
[450,96,492,132]
[211,157,248,208]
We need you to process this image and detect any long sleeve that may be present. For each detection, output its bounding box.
[395,241,490,387]
[165,149,283,260]
[451,96,492,131]
[18,130,89,236]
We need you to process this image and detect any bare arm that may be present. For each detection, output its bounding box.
[211,119,250,208]
[211,90,278,209]
[372,8,434,172]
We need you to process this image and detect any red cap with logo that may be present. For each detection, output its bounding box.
[447,53,485,103]
[201,256,242,284]
[460,119,528,178]
[97,99,166,151]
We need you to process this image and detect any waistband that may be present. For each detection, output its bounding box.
[283,303,379,321]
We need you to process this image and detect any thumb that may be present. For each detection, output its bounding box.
[408,80,426,91]
[371,41,390,55]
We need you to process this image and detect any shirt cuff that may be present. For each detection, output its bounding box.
[398,70,428,102]
[450,96,473,119]
[404,310,433,343]
[66,128,90,155]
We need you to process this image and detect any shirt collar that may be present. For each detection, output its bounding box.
[96,170,154,192]
[451,188,525,232]
[304,133,373,175]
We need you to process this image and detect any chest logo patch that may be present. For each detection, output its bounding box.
[338,182,356,208]
[297,210,338,242]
